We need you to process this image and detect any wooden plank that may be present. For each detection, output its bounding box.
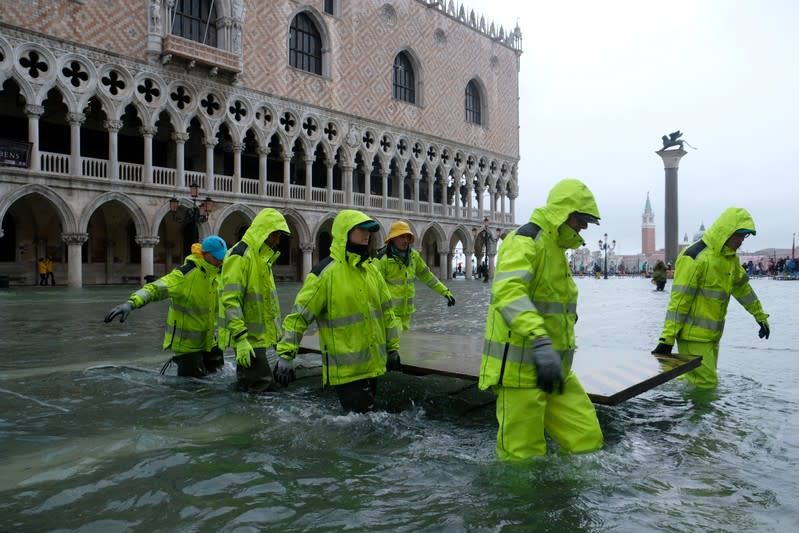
[299,331,701,406]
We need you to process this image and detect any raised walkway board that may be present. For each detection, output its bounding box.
[299,331,701,406]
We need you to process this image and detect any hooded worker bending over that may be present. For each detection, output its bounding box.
[220,208,290,393]
[652,207,770,389]
[479,178,604,460]
[104,235,227,378]
[375,220,455,331]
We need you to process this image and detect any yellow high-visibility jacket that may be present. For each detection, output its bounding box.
[660,207,768,345]
[479,179,600,390]
[278,210,400,386]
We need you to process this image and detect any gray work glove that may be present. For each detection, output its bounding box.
[104,301,134,323]
[532,337,563,394]
[651,338,673,355]
[273,356,296,386]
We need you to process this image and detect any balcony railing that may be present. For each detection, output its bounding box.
[31,151,506,224]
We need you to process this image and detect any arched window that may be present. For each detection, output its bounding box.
[172,0,217,47]
[465,80,482,125]
[290,13,322,75]
[393,52,415,104]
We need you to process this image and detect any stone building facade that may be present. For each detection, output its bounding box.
[0,0,521,287]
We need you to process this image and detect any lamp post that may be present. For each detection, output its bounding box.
[471,217,500,283]
[598,233,616,279]
[169,180,214,225]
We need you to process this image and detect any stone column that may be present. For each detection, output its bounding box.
[232,142,243,194]
[656,148,687,265]
[62,232,88,288]
[466,183,474,221]
[464,247,473,280]
[363,164,373,209]
[172,131,189,187]
[105,119,123,180]
[67,112,85,177]
[25,104,43,172]
[140,126,156,184]
[305,157,314,202]
[412,172,421,213]
[326,162,334,205]
[476,183,484,221]
[204,139,217,191]
[300,243,314,280]
[439,251,448,280]
[258,147,268,197]
[341,163,354,206]
[509,191,517,223]
[282,155,292,200]
[136,236,159,284]
[427,178,435,214]
[381,168,389,209]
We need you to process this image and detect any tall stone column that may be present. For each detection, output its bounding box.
[325,162,334,204]
[25,104,43,172]
[300,243,314,280]
[439,251,448,280]
[381,168,389,209]
[67,112,85,177]
[204,139,217,191]
[105,119,123,180]
[466,183,474,221]
[172,131,189,187]
[304,157,314,202]
[258,147,268,197]
[656,148,687,264]
[341,163,354,206]
[464,247,473,280]
[136,236,159,283]
[140,126,156,184]
[62,232,88,288]
[412,172,421,213]
[363,164,373,209]
[282,155,292,200]
[476,184,485,221]
[232,142,243,194]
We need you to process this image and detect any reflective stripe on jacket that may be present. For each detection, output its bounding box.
[129,254,220,354]
[375,248,451,330]
[219,208,289,349]
[479,179,599,390]
[278,209,400,386]
[660,207,768,344]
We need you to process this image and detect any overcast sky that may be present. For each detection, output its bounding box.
[464,0,798,255]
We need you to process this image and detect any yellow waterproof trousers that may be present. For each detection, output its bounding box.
[677,339,720,389]
[495,370,603,461]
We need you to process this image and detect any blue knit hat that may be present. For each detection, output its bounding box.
[201,235,227,260]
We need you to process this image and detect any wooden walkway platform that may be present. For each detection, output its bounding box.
[299,331,701,406]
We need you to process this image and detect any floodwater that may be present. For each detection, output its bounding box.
[1,276,797,532]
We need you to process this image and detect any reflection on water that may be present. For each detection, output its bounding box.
[1,278,798,531]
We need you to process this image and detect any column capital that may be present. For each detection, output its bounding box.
[655,148,687,169]
[300,243,314,253]
[231,142,244,152]
[62,232,89,245]
[204,138,218,148]
[104,119,123,132]
[171,131,190,142]
[135,236,160,247]
[25,104,44,117]
[257,146,269,156]
[66,112,86,126]
[140,126,157,137]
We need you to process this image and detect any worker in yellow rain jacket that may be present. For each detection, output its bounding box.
[276,210,401,413]
[652,207,770,388]
[220,208,290,393]
[479,178,604,460]
[104,235,227,377]
[374,220,455,331]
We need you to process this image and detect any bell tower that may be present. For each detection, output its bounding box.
[642,192,655,256]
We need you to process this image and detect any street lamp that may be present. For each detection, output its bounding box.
[169,180,214,224]
[471,217,498,283]
[598,233,616,279]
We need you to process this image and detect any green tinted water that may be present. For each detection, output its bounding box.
[1,279,797,531]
